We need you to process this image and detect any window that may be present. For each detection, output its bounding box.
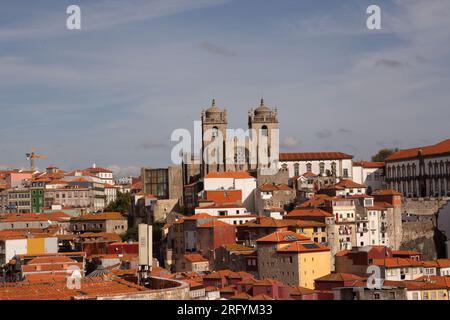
[319,162,325,175]
[261,125,268,137]
[343,169,349,178]
[306,163,312,172]
[294,163,300,177]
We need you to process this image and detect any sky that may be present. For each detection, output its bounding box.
[0,0,449,177]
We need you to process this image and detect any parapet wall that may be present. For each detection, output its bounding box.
[96,277,190,300]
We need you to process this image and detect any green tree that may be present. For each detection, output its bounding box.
[371,148,399,162]
[104,191,131,214]
[121,225,138,242]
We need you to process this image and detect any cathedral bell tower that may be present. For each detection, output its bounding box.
[201,99,228,177]
[248,99,279,170]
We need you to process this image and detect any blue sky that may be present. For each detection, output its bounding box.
[1,0,449,176]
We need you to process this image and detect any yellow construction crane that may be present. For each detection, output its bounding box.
[25,149,48,172]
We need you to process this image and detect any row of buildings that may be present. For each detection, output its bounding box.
[0,165,131,214]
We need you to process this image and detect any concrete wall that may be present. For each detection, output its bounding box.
[95,277,190,300]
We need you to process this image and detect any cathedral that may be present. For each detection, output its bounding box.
[200,98,279,177]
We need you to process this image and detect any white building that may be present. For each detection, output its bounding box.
[104,183,118,206]
[203,171,257,212]
[385,139,450,198]
[373,258,424,281]
[84,164,115,185]
[352,161,385,193]
[279,152,354,180]
[334,179,366,196]
[194,205,256,226]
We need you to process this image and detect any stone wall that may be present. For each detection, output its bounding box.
[400,221,439,260]
[403,198,449,216]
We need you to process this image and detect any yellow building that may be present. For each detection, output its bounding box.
[287,220,328,244]
[257,231,331,289]
[405,276,450,300]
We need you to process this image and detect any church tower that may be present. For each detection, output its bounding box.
[201,99,228,177]
[248,99,279,170]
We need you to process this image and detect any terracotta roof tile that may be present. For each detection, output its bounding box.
[256,231,310,243]
[386,139,450,162]
[286,208,333,218]
[204,171,254,179]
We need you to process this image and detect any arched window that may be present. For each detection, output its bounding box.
[261,125,268,137]
[306,163,312,172]
[412,164,417,176]
[331,162,337,176]
[212,126,219,139]
[319,162,325,175]
[294,163,300,177]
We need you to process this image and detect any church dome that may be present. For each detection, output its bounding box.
[205,99,224,118]
[254,99,271,115]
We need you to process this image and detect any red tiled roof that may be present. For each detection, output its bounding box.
[290,286,316,296]
[280,152,353,161]
[71,212,125,221]
[277,241,330,253]
[84,167,113,173]
[353,161,384,169]
[436,259,450,268]
[392,250,421,257]
[286,208,333,218]
[256,231,310,243]
[204,171,254,179]
[302,171,318,178]
[198,220,233,228]
[229,292,252,300]
[0,212,71,223]
[239,217,292,228]
[386,139,450,162]
[184,213,214,220]
[184,253,208,263]
[204,190,242,205]
[335,179,366,189]
[28,256,76,265]
[373,258,424,268]
[0,277,149,300]
[315,273,365,282]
